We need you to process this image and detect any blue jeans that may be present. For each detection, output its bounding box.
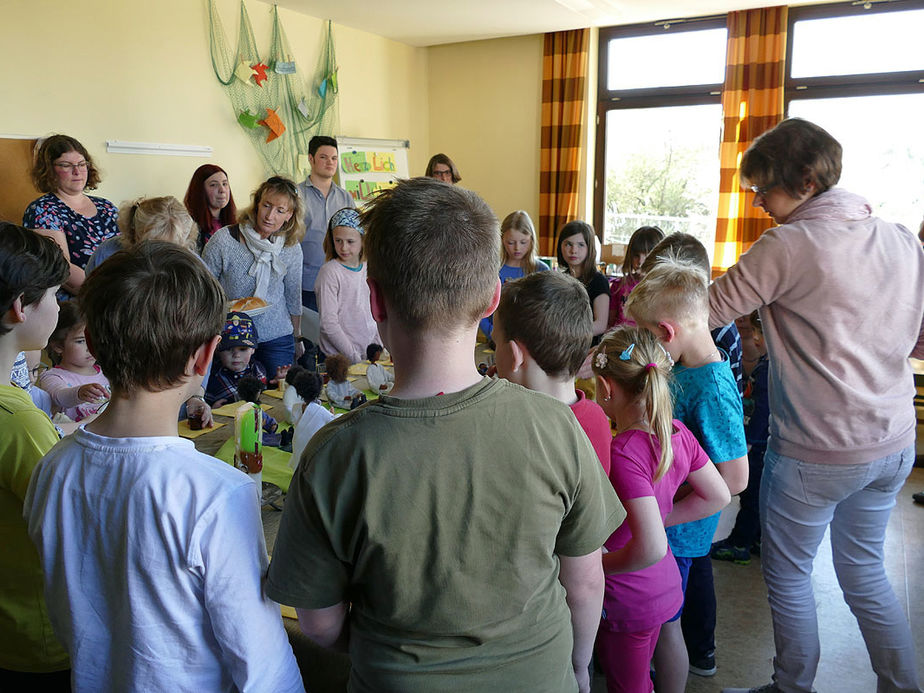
[760,446,919,693]
[255,334,295,383]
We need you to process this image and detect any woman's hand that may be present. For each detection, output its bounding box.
[294,339,306,360]
[77,383,109,403]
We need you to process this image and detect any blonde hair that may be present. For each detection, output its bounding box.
[625,253,709,328]
[239,176,306,247]
[118,196,197,251]
[500,210,540,274]
[592,326,675,480]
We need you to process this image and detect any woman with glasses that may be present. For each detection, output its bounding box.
[710,118,923,693]
[425,153,461,184]
[202,176,307,381]
[23,135,119,298]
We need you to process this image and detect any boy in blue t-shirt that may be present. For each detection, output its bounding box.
[627,255,748,685]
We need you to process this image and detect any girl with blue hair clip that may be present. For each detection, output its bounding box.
[314,207,380,364]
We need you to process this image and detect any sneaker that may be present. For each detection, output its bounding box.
[711,543,751,565]
[913,490,924,505]
[721,685,779,693]
[689,653,716,677]
[750,539,761,556]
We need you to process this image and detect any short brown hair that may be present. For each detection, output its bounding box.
[324,353,350,383]
[741,118,842,199]
[119,196,197,251]
[495,272,591,378]
[425,153,461,183]
[0,223,69,337]
[32,134,101,193]
[641,232,710,276]
[238,177,306,247]
[79,240,225,394]
[360,177,499,333]
[626,254,709,328]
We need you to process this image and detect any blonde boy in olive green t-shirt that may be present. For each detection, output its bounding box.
[266,179,625,693]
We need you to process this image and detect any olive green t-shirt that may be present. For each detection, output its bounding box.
[267,377,624,692]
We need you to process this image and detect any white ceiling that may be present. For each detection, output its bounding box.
[272,0,823,47]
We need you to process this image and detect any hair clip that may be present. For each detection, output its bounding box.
[594,352,607,369]
[619,343,636,361]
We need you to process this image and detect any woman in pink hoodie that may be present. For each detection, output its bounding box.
[709,118,924,693]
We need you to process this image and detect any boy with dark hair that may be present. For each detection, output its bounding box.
[493,271,612,474]
[0,223,70,689]
[298,134,354,310]
[25,240,302,693]
[267,177,624,692]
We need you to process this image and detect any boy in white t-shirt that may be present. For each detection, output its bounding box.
[25,240,303,693]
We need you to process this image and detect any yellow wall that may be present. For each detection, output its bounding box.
[428,35,544,226]
[0,0,429,215]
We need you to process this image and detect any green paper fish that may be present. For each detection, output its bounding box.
[238,110,260,129]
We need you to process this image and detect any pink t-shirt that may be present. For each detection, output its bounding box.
[569,389,612,475]
[37,365,110,422]
[601,420,709,632]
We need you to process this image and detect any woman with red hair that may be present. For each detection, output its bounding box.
[183,164,237,251]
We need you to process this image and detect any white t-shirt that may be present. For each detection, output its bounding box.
[24,427,303,693]
[290,401,336,470]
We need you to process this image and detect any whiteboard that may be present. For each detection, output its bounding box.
[336,136,409,207]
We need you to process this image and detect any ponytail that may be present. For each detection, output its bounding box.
[592,326,675,480]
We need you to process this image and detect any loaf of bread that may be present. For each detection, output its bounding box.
[229,296,268,313]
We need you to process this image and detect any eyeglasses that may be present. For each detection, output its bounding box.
[54,161,88,172]
[432,169,452,178]
[749,183,773,196]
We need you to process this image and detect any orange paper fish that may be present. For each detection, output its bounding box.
[258,108,286,143]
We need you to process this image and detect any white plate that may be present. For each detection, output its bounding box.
[227,300,271,317]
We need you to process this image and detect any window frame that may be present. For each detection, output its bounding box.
[784,0,924,109]
[594,17,726,237]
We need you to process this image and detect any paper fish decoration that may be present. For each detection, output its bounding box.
[274,60,296,74]
[318,79,327,98]
[237,109,260,129]
[234,60,254,85]
[258,108,286,143]
[251,62,269,87]
[329,70,338,93]
[296,98,310,119]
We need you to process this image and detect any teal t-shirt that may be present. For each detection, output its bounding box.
[266,377,625,692]
[666,353,747,557]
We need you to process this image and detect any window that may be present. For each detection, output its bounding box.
[595,20,727,261]
[595,1,924,263]
[786,2,924,231]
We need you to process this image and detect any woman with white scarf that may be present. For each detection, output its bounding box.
[203,176,306,382]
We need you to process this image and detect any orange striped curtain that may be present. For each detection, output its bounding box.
[539,29,589,257]
[712,6,787,276]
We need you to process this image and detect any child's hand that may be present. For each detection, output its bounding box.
[186,396,214,428]
[77,383,109,403]
[275,364,290,382]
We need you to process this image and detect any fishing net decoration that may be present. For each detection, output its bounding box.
[208,0,340,180]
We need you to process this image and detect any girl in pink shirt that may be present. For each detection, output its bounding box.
[315,208,379,364]
[591,327,729,693]
[37,301,109,422]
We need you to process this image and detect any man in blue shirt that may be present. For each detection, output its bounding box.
[297,135,355,310]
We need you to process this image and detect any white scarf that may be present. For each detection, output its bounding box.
[239,223,285,300]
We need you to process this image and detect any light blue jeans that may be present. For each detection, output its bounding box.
[760,446,920,693]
